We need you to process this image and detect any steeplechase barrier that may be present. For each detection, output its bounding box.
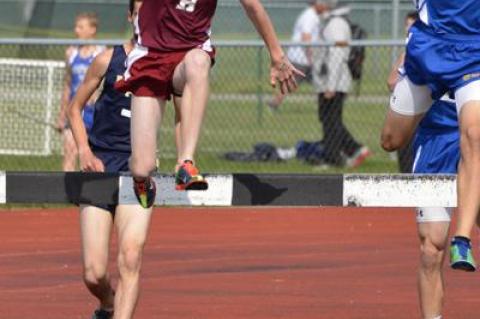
[0,172,456,207]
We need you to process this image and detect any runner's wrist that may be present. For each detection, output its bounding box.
[270,50,285,65]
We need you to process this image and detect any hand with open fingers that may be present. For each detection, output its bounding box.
[270,57,305,94]
[79,149,105,172]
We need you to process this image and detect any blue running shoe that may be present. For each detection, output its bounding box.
[92,309,113,319]
[450,237,476,272]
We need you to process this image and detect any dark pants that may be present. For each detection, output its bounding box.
[397,142,414,173]
[318,92,362,165]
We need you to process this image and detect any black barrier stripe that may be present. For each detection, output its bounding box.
[231,174,343,206]
[5,172,345,206]
[6,172,119,204]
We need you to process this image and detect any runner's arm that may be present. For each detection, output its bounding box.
[67,49,112,172]
[57,48,73,132]
[239,0,304,94]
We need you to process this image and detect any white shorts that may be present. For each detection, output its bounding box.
[391,74,480,115]
[416,207,452,223]
[390,74,432,116]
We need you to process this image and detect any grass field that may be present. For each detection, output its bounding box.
[0,97,397,173]
[0,43,399,174]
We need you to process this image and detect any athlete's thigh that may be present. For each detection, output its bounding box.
[114,205,153,248]
[382,75,431,148]
[80,205,113,267]
[171,49,211,95]
[382,109,424,150]
[130,97,165,159]
[172,59,186,96]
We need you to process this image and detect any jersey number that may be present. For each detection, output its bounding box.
[176,0,198,13]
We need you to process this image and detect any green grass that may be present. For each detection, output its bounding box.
[0,98,397,174]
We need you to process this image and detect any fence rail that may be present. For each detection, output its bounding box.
[0,38,406,46]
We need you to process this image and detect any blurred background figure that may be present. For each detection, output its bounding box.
[267,0,322,111]
[56,12,103,171]
[313,0,370,168]
[386,11,419,173]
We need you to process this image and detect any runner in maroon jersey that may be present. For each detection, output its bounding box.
[116,0,303,208]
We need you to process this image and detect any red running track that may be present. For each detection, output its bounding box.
[0,207,478,319]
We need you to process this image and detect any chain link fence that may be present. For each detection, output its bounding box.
[0,0,413,39]
[0,39,405,173]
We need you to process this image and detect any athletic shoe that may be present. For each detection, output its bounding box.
[450,237,476,272]
[91,309,113,319]
[133,177,156,209]
[346,146,372,168]
[175,160,208,191]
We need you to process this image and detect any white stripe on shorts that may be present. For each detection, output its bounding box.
[123,44,148,81]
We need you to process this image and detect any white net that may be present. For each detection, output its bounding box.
[0,58,65,155]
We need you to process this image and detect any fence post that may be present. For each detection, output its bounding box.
[256,45,264,126]
[390,0,400,65]
[44,64,55,156]
[372,6,382,81]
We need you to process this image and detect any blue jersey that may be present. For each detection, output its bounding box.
[68,46,103,100]
[89,45,131,153]
[413,98,459,174]
[417,98,458,134]
[415,0,480,36]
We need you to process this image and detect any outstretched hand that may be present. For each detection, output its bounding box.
[270,57,305,94]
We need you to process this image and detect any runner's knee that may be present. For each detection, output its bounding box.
[381,126,405,152]
[83,264,108,287]
[129,156,156,178]
[118,243,144,275]
[419,237,445,272]
[463,126,480,155]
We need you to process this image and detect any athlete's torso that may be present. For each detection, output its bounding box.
[287,7,320,66]
[418,97,458,133]
[69,46,102,100]
[136,0,217,52]
[414,0,480,35]
[89,45,131,153]
[291,7,320,43]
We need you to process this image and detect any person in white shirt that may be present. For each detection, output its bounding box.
[313,1,371,168]
[268,0,322,110]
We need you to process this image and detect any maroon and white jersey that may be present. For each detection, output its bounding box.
[136,0,217,52]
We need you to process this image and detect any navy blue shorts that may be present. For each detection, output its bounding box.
[405,21,480,99]
[91,149,130,213]
[412,130,460,174]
